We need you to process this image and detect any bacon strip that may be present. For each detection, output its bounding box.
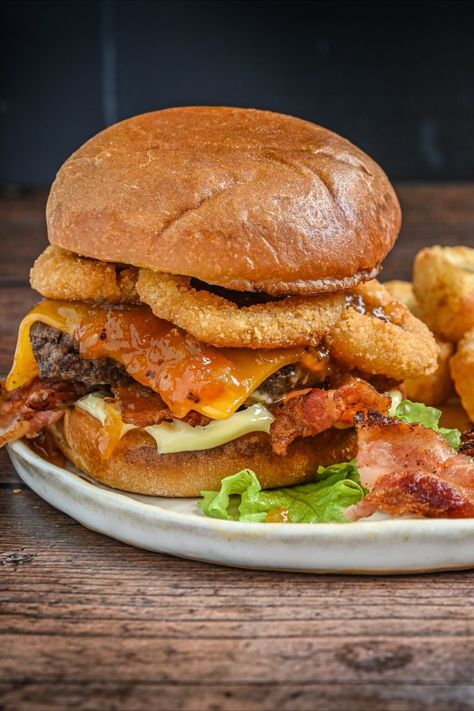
[270,379,390,455]
[0,378,89,447]
[348,412,474,520]
[112,383,211,428]
[0,376,213,450]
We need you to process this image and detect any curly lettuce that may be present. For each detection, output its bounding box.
[200,460,364,523]
[200,394,462,525]
[390,397,461,450]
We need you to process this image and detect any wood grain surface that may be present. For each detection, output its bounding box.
[1,185,474,711]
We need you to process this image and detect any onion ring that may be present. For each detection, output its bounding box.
[136,270,346,349]
[30,246,139,304]
[450,328,474,422]
[413,246,474,342]
[326,280,440,380]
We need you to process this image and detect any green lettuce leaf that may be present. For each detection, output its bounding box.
[200,460,364,523]
[390,398,461,450]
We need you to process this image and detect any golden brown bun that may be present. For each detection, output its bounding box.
[49,408,357,497]
[47,107,401,295]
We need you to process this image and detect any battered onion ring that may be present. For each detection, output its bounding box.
[413,246,474,342]
[136,270,346,349]
[450,328,474,422]
[326,280,440,380]
[30,246,139,303]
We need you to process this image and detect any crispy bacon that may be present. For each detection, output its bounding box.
[0,376,212,450]
[270,379,391,455]
[0,378,90,447]
[348,412,474,520]
[112,383,211,428]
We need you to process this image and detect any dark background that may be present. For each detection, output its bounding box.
[1,0,474,185]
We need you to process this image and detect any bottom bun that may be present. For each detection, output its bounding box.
[49,408,357,497]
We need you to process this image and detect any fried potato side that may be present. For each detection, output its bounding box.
[384,280,422,319]
[450,328,474,422]
[383,281,455,406]
[413,246,474,342]
[404,338,455,406]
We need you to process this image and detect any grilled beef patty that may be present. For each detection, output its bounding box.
[30,322,132,388]
[30,323,320,400]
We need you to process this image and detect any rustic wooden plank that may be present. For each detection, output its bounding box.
[382,184,474,281]
[3,611,474,639]
[2,632,474,684]
[397,184,474,225]
[1,682,473,711]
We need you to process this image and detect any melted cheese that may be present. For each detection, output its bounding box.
[145,405,274,454]
[6,300,307,420]
[5,302,87,391]
[76,393,274,455]
[75,391,136,458]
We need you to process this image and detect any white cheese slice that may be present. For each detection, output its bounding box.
[76,392,112,425]
[144,404,274,454]
[75,393,274,455]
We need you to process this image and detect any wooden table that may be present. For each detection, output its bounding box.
[1,185,474,711]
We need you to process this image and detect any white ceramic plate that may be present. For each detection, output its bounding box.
[8,438,474,574]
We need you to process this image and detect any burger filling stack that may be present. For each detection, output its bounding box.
[2,107,473,522]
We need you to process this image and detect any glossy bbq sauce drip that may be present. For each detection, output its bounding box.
[76,307,238,418]
[265,507,291,523]
[345,294,392,323]
[8,300,308,420]
[96,399,129,459]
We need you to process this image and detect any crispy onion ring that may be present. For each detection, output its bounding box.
[326,280,440,380]
[30,246,139,304]
[136,270,346,349]
[450,328,474,422]
[413,246,474,342]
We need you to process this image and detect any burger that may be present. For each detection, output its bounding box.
[3,106,452,514]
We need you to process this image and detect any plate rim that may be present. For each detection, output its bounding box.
[9,438,474,540]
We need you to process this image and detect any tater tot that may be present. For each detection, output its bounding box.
[450,328,474,422]
[404,338,455,406]
[384,280,422,319]
[413,246,474,342]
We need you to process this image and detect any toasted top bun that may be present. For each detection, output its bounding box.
[47,107,401,295]
[49,408,357,497]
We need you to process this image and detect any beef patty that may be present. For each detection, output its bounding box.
[30,322,132,388]
[30,323,320,400]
